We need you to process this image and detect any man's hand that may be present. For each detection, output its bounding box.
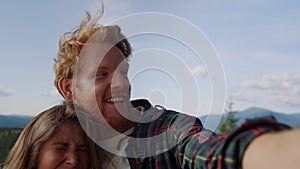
[243,127,300,169]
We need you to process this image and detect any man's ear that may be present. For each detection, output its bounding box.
[58,77,73,101]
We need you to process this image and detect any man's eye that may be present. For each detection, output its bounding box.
[121,69,128,76]
[96,71,108,78]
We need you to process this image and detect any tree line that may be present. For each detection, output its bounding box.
[0,128,22,163]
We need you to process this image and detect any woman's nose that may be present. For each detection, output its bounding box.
[65,150,79,168]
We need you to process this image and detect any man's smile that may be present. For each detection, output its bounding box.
[105,96,126,104]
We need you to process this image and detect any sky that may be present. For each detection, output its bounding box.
[0,0,299,116]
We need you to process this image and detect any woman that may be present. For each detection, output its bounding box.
[2,102,102,169]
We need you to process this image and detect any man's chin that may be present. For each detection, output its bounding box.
[106,115,132,132]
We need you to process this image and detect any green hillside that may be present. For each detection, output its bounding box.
[0,128,22,163]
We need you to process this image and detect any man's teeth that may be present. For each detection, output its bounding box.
[106,97,124,103]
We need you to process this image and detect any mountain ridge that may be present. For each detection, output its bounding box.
[0,115,33,128]
[0,107,299,129]
[199,107,300,131]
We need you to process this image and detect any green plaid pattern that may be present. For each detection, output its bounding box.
[127,100,289,169]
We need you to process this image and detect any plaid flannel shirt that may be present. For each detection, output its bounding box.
[126,99,289,169]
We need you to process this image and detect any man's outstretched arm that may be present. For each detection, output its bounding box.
[243,127,300,169]
[177,116,289,169]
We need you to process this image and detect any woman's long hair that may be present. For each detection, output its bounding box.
[4,102,102,169]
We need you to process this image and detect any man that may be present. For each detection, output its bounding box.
[54,12,299,169]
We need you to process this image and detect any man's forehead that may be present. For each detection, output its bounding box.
[76,44,128,70]
[96,60,129,70]
[79,43,114,59]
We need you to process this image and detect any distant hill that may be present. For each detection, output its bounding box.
[1,107,300,129]
[199,107,300,132]
[236,107,300,128]
[0,115,33,128]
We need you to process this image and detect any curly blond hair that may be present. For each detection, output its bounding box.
[54,11,132,96]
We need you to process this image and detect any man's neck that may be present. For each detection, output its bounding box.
[115,120,134,133]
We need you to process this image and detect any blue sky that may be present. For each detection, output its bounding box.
[0,0,299,116]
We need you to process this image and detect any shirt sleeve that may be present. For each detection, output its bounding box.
[177,116,290,169]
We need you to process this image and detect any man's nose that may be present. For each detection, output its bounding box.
[111,71,129,89]
[65,151,79,168]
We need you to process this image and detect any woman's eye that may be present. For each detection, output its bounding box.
[55,147,67,151]
[77,146,88,152]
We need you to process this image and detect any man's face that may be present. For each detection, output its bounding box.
[72,43,132,132]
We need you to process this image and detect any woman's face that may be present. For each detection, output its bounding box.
[38,122,89,169]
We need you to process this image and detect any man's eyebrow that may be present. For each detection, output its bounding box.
[123,62,129,68]
[97,66,110,70]
[97,63,129,70]
[118,62,129,69]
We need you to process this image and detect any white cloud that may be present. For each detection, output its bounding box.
[39,89,61,98]
[0,85,13,97]
[228,91,257,107]
[239,74,300,108]
[267,86,300,106]
[188,65,207,77]
[240,74,300,90]
[230,91,244,100]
